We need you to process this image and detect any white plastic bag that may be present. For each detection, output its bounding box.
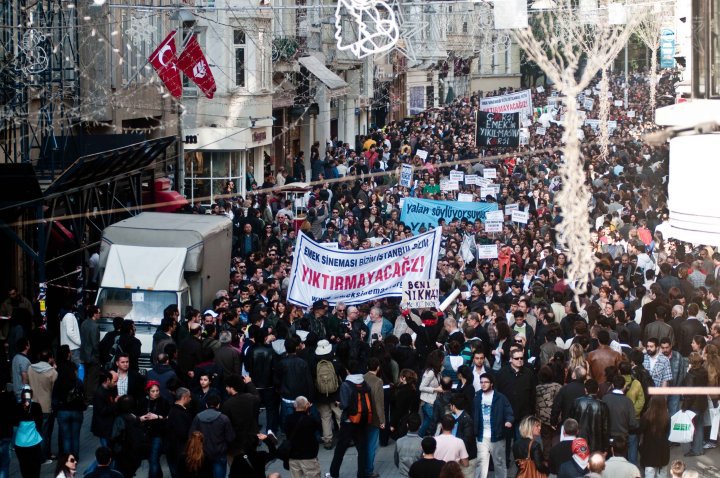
[708,399,720,440]
[669,410,696,444]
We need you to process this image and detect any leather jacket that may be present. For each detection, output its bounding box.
[570,395,610,453]
[682,367,708,412]
[275,354,314,401]
[587,345,622,383]
[455,411,477,459]
[246,344,274,389]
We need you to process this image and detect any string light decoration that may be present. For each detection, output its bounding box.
[334,0,399,59]
[511,0,644,295]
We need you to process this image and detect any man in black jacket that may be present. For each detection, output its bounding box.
[551,366,587,427]
[450,394,477,478]
[166,387,193,478]
[177,323,203,386]
[286,395,322,477]
[275,337,314,433]
[569,379,610,453]
[91,371,117,447]
[245,327,277,433]
[548,418,578,475]
[678,303,707,357]
[221,374,261,456]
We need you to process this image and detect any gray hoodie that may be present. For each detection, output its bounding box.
[189,408,235,460]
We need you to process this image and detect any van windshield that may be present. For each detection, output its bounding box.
[96,288,176,326]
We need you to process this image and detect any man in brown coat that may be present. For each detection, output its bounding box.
[587,329,622,383]
[364,357,386,478]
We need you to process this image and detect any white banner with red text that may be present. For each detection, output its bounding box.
[287,228,442,307]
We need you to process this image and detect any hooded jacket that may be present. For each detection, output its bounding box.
[27,361,57,413]
[189,408,235,460]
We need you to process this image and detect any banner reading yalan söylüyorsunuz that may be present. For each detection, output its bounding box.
[401,198,498,233]
[287,228,441,307]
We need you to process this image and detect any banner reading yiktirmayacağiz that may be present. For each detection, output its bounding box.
[479,89,533,118]
[401,198,498,233]
[287,228,442,307]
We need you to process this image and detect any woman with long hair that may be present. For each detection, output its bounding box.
[492,320,512,371]
[138,381,170,478]
[566,343,588,383]
[512,415,550,476]
[438,461,465,478]
[181,431,212,478]
[390,369,420,439]
[639,396,671,478]
[54,453,77,478]
[418,349,444,437]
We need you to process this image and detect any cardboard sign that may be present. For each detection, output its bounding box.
[400,163,413,187]
[401,279,440,308]
[483,168,497,179]
[485,210,504,222]
[464,174,479,185]
[511,210,529,224]
[450,170,465,182]
[476,244,499,259]
[458,193,474,202]
[416,149,428,160]
[484,221,503,233]
[505,203,519,215]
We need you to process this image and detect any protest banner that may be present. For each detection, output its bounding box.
[485,210,504,222]
[400,163,413,187]
[401,197,498,233]
[483,168,497,179]
[416,149,428,160]
[477,112,520,147]
[464,174,478,185]
[401,279,440,308]
[512,210,529,224]
[479,89,533,118]
[287,228,441,306]
[458,193,474,202]
[450,170,465,182]
[484,221,503,233]
[476,244,499,259]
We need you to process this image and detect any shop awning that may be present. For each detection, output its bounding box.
[298,56,349,95]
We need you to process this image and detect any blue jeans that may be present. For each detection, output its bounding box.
[628,434,639,465]
[366,425,380,474]
[280,399,296,434]
[57,410,83,458]
[691,415,704,455]
[668,395,680,418]
[418,402,433,437]
[0,438,10,478]
[149,436,164,478]
[211,456,227,478]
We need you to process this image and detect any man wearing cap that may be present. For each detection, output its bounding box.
[557,438,590,478]
[307,301,328,340]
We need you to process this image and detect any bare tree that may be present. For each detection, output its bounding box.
[599,68,610,162]
[633,4,672,112]
[512,0,643,293]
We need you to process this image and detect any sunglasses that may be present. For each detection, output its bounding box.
[68,457,77,463]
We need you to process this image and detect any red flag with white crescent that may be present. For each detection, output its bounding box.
[177,35,217,99]
[148,30,182,98]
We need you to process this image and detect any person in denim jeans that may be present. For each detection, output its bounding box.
[418,350,443,437]
[189,394,235,478]
[138,381,170,478]
[53,347,85,459]
[0,386,15,478]
[681,352,708,457]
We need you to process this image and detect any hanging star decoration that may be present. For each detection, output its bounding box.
[124,11,154,49]
[334,0,399,59]
[384,0,427,63]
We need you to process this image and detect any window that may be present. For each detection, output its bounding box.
[121,10,161,84]
[234,29,246,87]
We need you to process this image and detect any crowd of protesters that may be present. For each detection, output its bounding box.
[0,67,714,478]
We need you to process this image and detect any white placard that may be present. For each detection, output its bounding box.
[511,210,529,224]
[505,203,519,215]
[476,244,499,259]
[464,174,478,185]
[536,86,545,93]
[440,180,459,191]
[484,221,503,233]
[577,128,585,140]
[614,100,623,107]
[416,149,428,160]
[450,170,465,182]
[608,92,614,98]
[401,279,440,308]
[522,119,532,128]
[476,177,492,187]
[485,210,504,222]
[584,89,592,96]
[480,187,495,198]
[627,110,636,117]
[483,168,497,179]
[583,99,594,111]
[458,193,474,202]
[536,127,546,136]
[400,163,413,187]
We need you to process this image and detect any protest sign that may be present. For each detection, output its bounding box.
[476,177,491,187]
[536,127,546,136]
[512,210,529,224]
[450,170,465,182]
[477,112,520,147]
[479,89,533,118]
[400,163,413,187]
[287,229,441,306]
[440,180,459,191]
[480,187,495,198]
[401,198,498,233]
[627,110,635,118]
[505,203,519,215]
[519,129,530,146]
[584,89,591,96]
[485,210,504,222]
[458,193,474,202]
[464,174,478,185]
[484,221,503,233]
[416,149,428,160]
[476,244,499,259]
[536,86,544,93]
[614,100,623,107]
[522,118,532,128]
[483,168,497,179]
[583,98,594,111]
[401,279,440,308]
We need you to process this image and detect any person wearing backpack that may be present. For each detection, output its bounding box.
[327,360,371,478]
[314,340,343,450]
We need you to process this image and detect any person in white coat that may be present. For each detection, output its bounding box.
[60,311,81,365]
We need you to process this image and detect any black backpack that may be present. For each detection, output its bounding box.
[113,415,151,460]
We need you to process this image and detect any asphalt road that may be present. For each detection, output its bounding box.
[9,408,719,477]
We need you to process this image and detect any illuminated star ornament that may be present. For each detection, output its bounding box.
[384,0,427,63]
[334,0,400,59]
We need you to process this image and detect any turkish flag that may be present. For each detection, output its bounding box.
[148,31,182,98]
[178,35,217,99]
